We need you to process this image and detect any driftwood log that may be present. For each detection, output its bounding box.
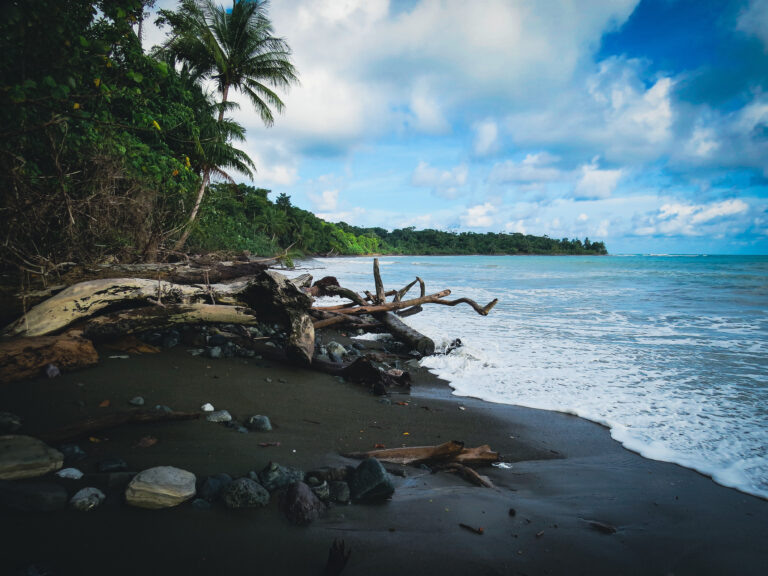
[344,441,500,467]
[1,257,497,386]
[309,258,497,356]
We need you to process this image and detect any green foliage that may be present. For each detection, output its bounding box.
[184,183,607,257]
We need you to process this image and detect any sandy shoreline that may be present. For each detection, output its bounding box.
[1,343,767,576]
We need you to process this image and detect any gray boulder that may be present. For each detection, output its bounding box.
[206,410,232,423]
[70,487,106,511]
[257,462,304,492]
[222,478,269,509]
[125,466,196,509]
[0,435,63,480]
[326,341,347,363]
[198,473,233,502]
[280,482,325,525]
[348,458,394,503]
[245,415,272,432]
[329,481,351,504]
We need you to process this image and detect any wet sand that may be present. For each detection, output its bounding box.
[1,344,767,576]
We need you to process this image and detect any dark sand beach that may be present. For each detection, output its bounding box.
[1,340,767,576]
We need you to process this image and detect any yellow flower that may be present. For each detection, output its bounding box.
[152,120,161,131]
[94,78,101,88]
[73,102,80,110]
[185,156,191,168]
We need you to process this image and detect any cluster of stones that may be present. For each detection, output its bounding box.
[139,323,287,360]
[0,424,395,525]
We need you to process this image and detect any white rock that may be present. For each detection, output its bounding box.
[0,435,63,480]
[125,466,196,509]
[70,487,106,511]
[56,467,84,480]
[200,403,214,412]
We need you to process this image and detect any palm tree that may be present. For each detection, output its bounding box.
[156,0,298,250]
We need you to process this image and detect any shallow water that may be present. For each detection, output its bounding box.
[306,255,768,499]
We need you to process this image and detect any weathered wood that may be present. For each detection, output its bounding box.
[373,258,386,304]
[1,277,250,338]
[80,304,260,341]
[344,440,465,465]
[39,409,201,444]
[345,442,499,467]
[312,289,452,329]
[0,331,99,383]
[438,462,495,488]
[286,312,315,366]
[379,311,435,355]
[453,444,500,465]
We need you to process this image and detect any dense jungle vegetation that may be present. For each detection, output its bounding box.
[0,0,606,276]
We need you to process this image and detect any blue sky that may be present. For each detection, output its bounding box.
[147,0,768,254]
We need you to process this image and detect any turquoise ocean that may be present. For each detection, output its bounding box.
[307,255,768,500]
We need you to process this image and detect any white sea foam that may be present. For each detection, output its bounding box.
[306,255,768,500]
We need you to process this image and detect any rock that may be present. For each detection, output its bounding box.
[207,346,222,359]
[154,405,173,414]
[192,498,211,509]
[207,334,229,346]
[0,480,68,512]
[200,403,214,412]
[206,410,232,423]
[257,462,304,493]
[129,396,145,406]
[222,478,269,509]
[162,332,180,348]
[305,466,353,484]
[198,473,232,502]
[280,482,325,525]
[310,480,330,501]
[45,363,60,378]
[0,435,63,480]
[70,487,106,511]
[329,481,351,504]
[187,348,205,356]
[348,458,394,503]
[58,443,87,463]
[56,467,84,480]
[125,466,196,509]
[245,415,272,432]
[98,457,128,473]
[0,412,22,434]
[326,341,347,363]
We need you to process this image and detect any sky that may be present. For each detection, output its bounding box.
[145,0,768,254]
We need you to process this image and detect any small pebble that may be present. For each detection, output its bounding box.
[201,403,215,412]
[45,364,60,378]
[206,410,232,423]
[264,377,273,383]
[154,405,173,413]
[129,396,145,406]
[56,468,84,480]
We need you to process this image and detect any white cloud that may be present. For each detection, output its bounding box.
[411,161,468,198]
[737,0,768,50]
[461,203,497,227]
[578,213,589,222]
[490,152,563,184]
[573,159,622,199]
[473,120,499,156]
[309,189,339,212]
[410,81,450,133]
[636,199,751,237]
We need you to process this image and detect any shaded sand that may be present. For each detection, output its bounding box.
[1,344,767,576]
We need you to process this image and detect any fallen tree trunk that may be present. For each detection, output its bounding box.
[39,409,201,444]
[379,311,434,356]
[344,440,465,465]
[80,304,260,341]
[0,331,99,382]
[344,441,499,467]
